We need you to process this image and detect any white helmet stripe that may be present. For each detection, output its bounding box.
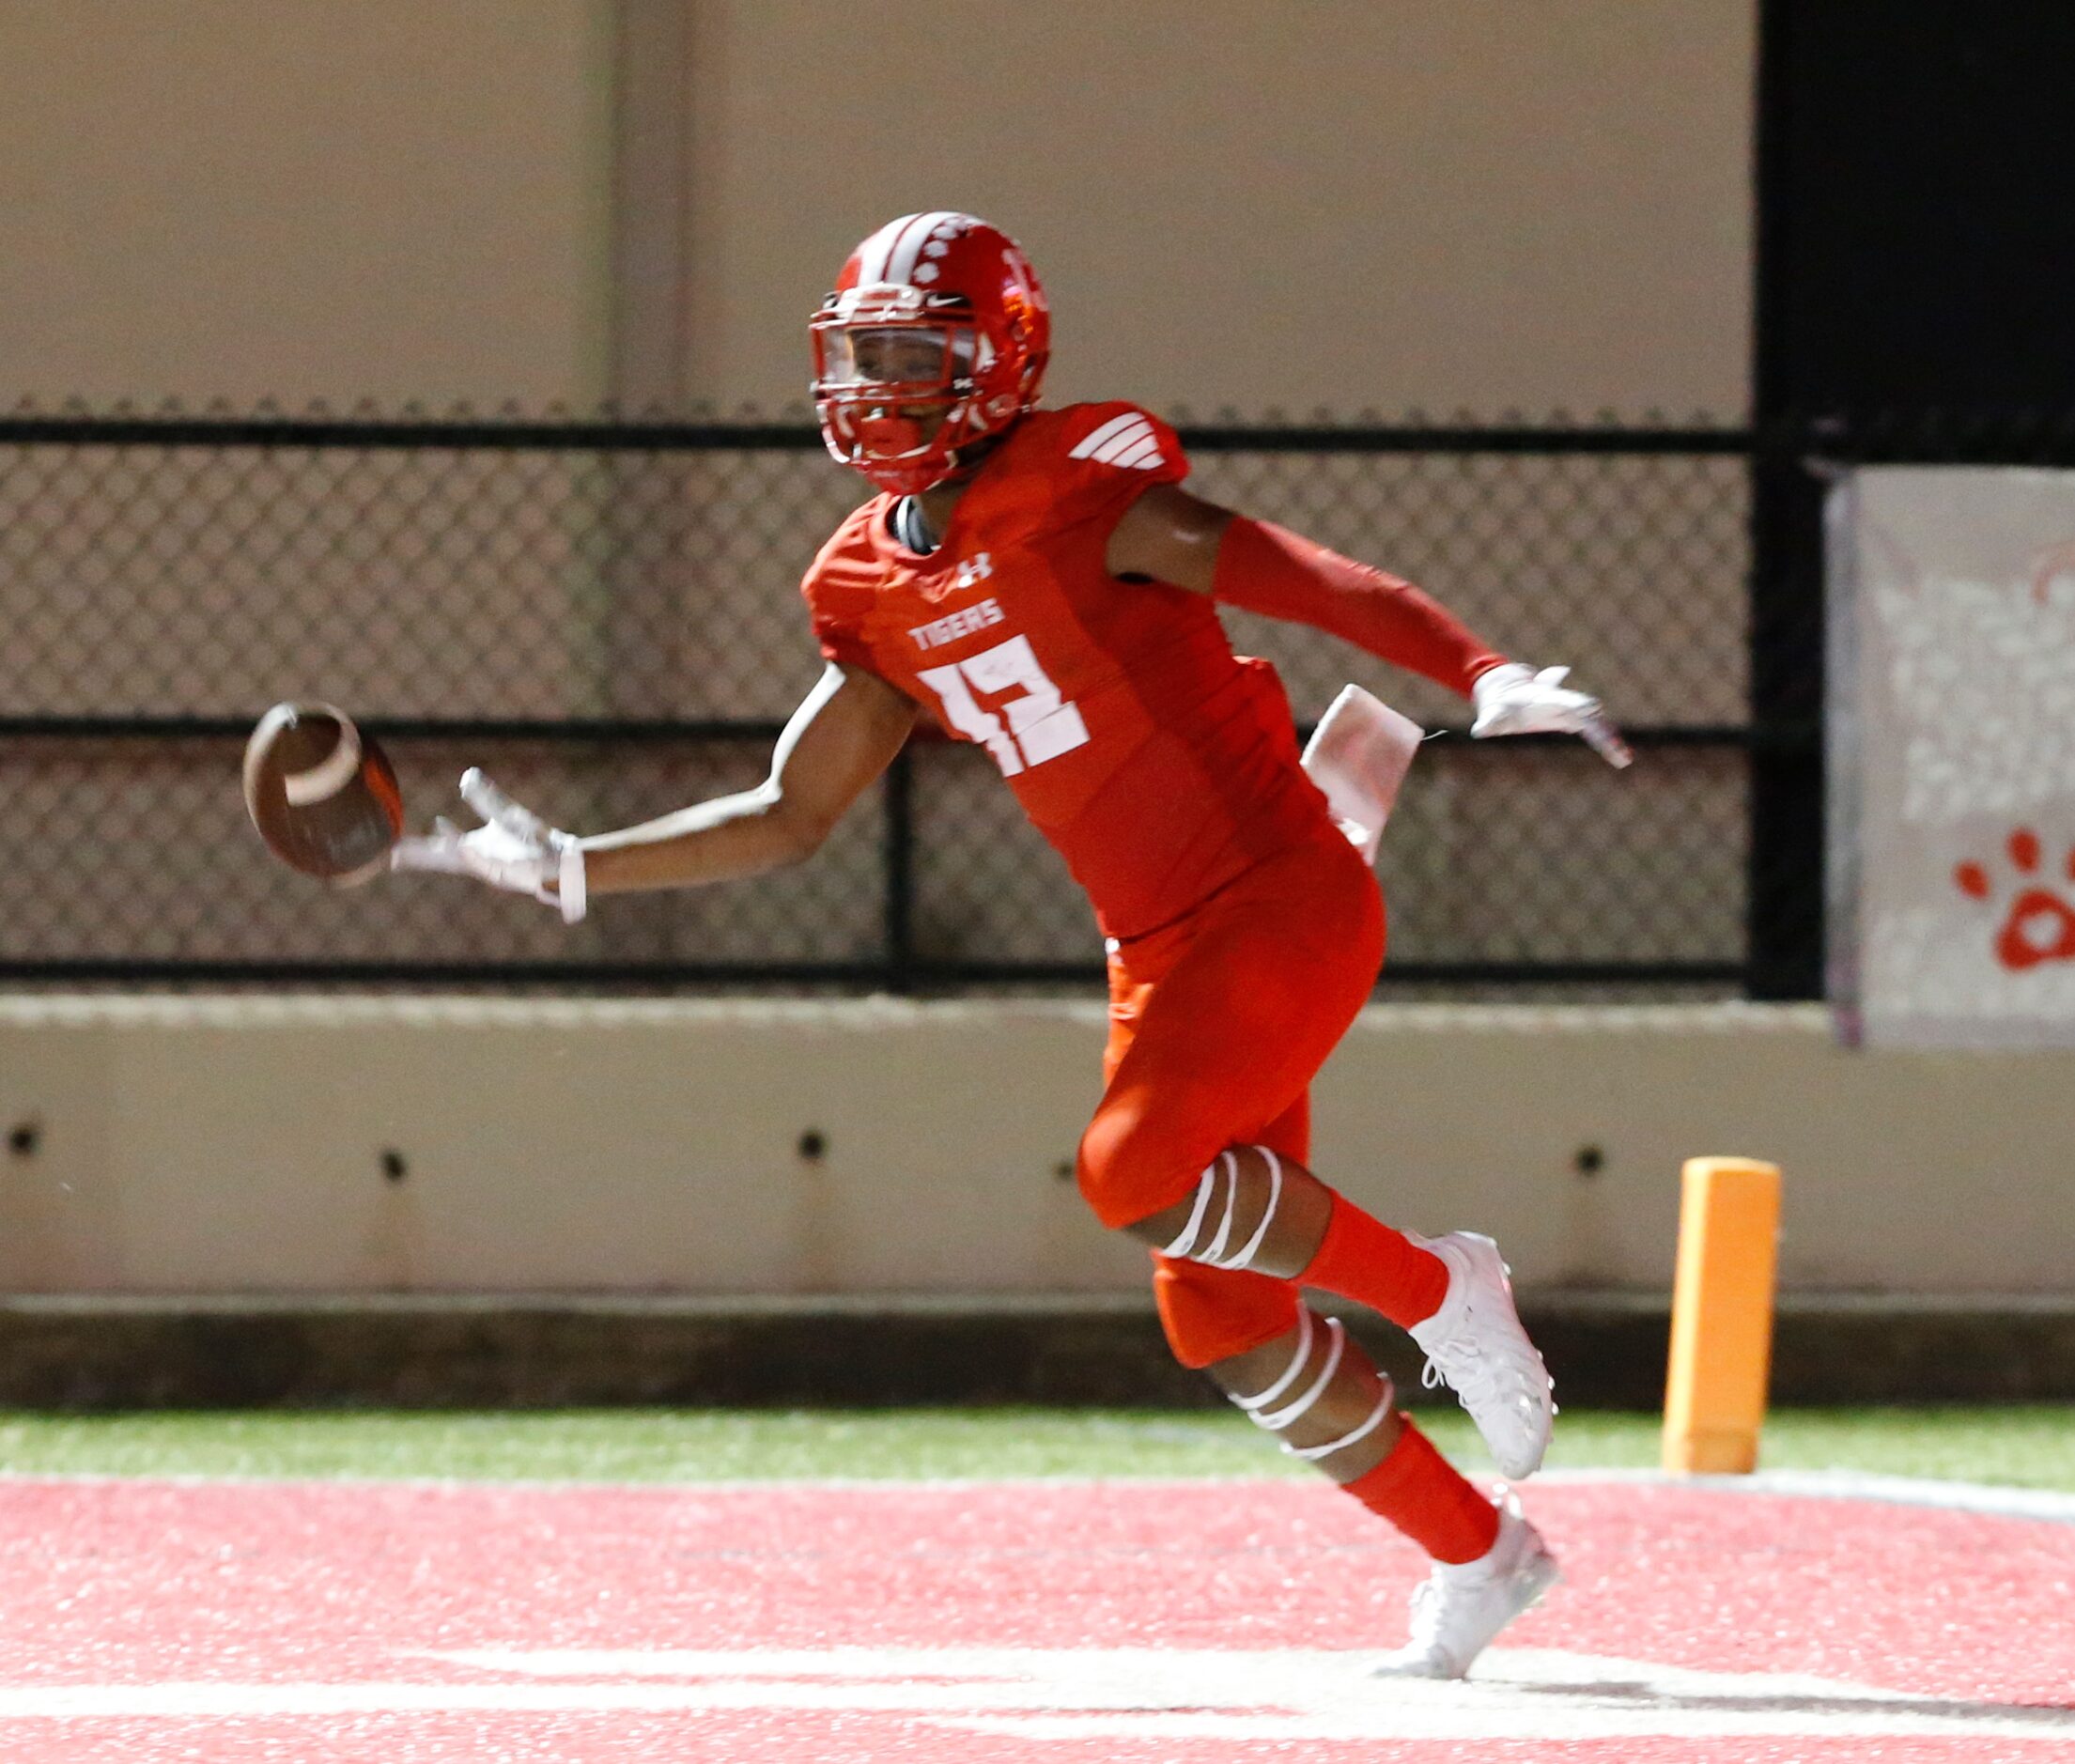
[885,209,968,285]
[852,216,910,285]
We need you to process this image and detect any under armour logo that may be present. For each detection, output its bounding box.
[955,552,995,590]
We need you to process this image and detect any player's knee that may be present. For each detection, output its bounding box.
[1154,1261,1303,1369]
[1074,1107,1206,1232]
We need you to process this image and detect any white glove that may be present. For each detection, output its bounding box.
[1470,662,1633,768]
[389,768,587,922]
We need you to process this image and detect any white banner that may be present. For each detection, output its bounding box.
[1829,467,2075,1046]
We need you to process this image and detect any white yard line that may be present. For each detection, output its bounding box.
[0,1648,2066,1743]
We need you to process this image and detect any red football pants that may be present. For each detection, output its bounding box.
[1076,828,1386,1368]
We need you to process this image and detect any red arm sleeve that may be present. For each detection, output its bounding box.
[1209,516,1507,699]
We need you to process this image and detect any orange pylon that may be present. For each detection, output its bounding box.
[1663,1156,1783,1474]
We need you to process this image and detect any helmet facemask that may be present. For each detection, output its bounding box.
[811,280,1035,495]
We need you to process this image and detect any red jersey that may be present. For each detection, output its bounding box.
[799,402,1338,940]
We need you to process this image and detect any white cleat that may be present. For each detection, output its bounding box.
[1372,1495,1559,1680]
[1406,1231,1556,1479]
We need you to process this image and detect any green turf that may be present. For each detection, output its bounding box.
[1,1405,2073,1491]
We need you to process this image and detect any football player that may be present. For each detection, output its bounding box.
[400,211,1629,1678]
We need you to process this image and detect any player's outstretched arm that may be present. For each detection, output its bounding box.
[1107,485,1631,766]
[390,662,916,917]
[581,662,916,895]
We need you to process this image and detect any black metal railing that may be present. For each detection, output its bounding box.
[0,409,1819,993]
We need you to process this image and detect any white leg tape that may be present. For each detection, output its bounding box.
[1199,1152,1242,1265]
[1226,1303,1395,1467]
[1288,1377,1396,1462]
[1223,1147,1282,1271]
[1250,1317,1345,1431]
[1159,1164,1219,1259]
[1233,1310,1314,1416]
[1159,1147,1283,1273]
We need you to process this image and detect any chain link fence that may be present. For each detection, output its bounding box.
[0,410,1809,993]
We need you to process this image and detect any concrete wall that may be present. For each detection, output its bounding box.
[2,998,2067,1298]
[0,0,617,406]
[1,0,1753,417]
[658,0,1756,416]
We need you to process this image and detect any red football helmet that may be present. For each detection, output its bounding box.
[811,212,1050,495]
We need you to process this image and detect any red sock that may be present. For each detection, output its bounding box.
[1343,1418,1500,1564]
[1300,1192,1449,1328]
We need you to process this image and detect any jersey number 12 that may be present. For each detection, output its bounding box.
[917,635,1091,777]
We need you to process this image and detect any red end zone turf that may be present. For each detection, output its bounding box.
[0,1475,2070,1762]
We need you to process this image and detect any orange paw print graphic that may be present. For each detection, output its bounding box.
[1954,828,2075,972]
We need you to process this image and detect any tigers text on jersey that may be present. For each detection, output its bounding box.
[799,401,1335,940]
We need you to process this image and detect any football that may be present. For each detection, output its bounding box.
[241,702,404,883]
